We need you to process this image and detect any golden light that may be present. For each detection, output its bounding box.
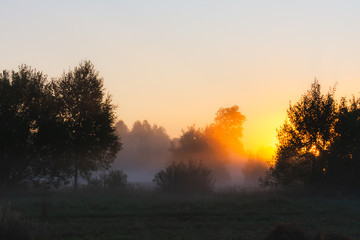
[309,145,320,157]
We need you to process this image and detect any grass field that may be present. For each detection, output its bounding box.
[2,188,360,240]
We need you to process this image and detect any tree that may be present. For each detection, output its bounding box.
[0,65,47,185]
[170,105,245,182]
[210,105,246,154]
[56,61,121,188]
[172,125,209,155]
[263,80,360,194]
[153,159,214,194]
[326,97,360,192]
[263,80,337,187]
[30,80,73,188]
[0,62,121,188]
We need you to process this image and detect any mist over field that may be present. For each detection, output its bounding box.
[111,119,270,186]
[1,60,359,240]
[2,1,360,239]
[112,120,171,182]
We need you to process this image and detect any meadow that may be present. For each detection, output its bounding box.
[2,187,360,240]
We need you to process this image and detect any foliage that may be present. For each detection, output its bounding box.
[264,79,360,194]
[170,105,245,181]
[153,160,214,194]
[326,97,360,191]
[263,80,337,187]
[0,61,121,188]
[48,61,121,188]
[211,105,246,153]
[174,126,209,154]
[0,65,47,185]
[30,80,72,188]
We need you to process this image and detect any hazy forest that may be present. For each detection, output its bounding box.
[1,61,360,239]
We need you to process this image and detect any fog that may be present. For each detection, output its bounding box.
[226,150,271,187]
[112,120,171,182]
[112,119,271,187]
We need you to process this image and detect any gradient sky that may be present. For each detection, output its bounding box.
[2,0,360,155]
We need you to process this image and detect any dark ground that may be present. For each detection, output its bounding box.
[2,187,360,240]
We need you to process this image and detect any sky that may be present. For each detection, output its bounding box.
[1,0,360,156]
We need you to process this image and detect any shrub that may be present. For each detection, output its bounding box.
[153,160,214,194]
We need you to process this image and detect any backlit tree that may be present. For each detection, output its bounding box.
[56,61,121,188]
[263,79,337,187]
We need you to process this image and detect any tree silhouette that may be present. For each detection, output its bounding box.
[262,80,360,194]
[263,80,337,187]
[174,126,209,154]
[0,65,47,185]
[170,105,245,182]
[30,80,72,187]
[0,62,120,188]
[326,97,360,192]
[56,61,121,188]
[211,105,246,153]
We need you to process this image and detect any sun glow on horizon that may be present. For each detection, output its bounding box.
[3,1,360,175]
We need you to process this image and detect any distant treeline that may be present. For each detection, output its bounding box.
[112,120,171,182]
[112,106,249,183]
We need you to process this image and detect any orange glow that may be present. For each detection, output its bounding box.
[211,129,244,155]
[239,112,284,162]
[309,145,320,157]
[207,105,246,155]
[247,145,275,166]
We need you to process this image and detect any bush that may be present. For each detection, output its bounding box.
[153,160,214,194]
